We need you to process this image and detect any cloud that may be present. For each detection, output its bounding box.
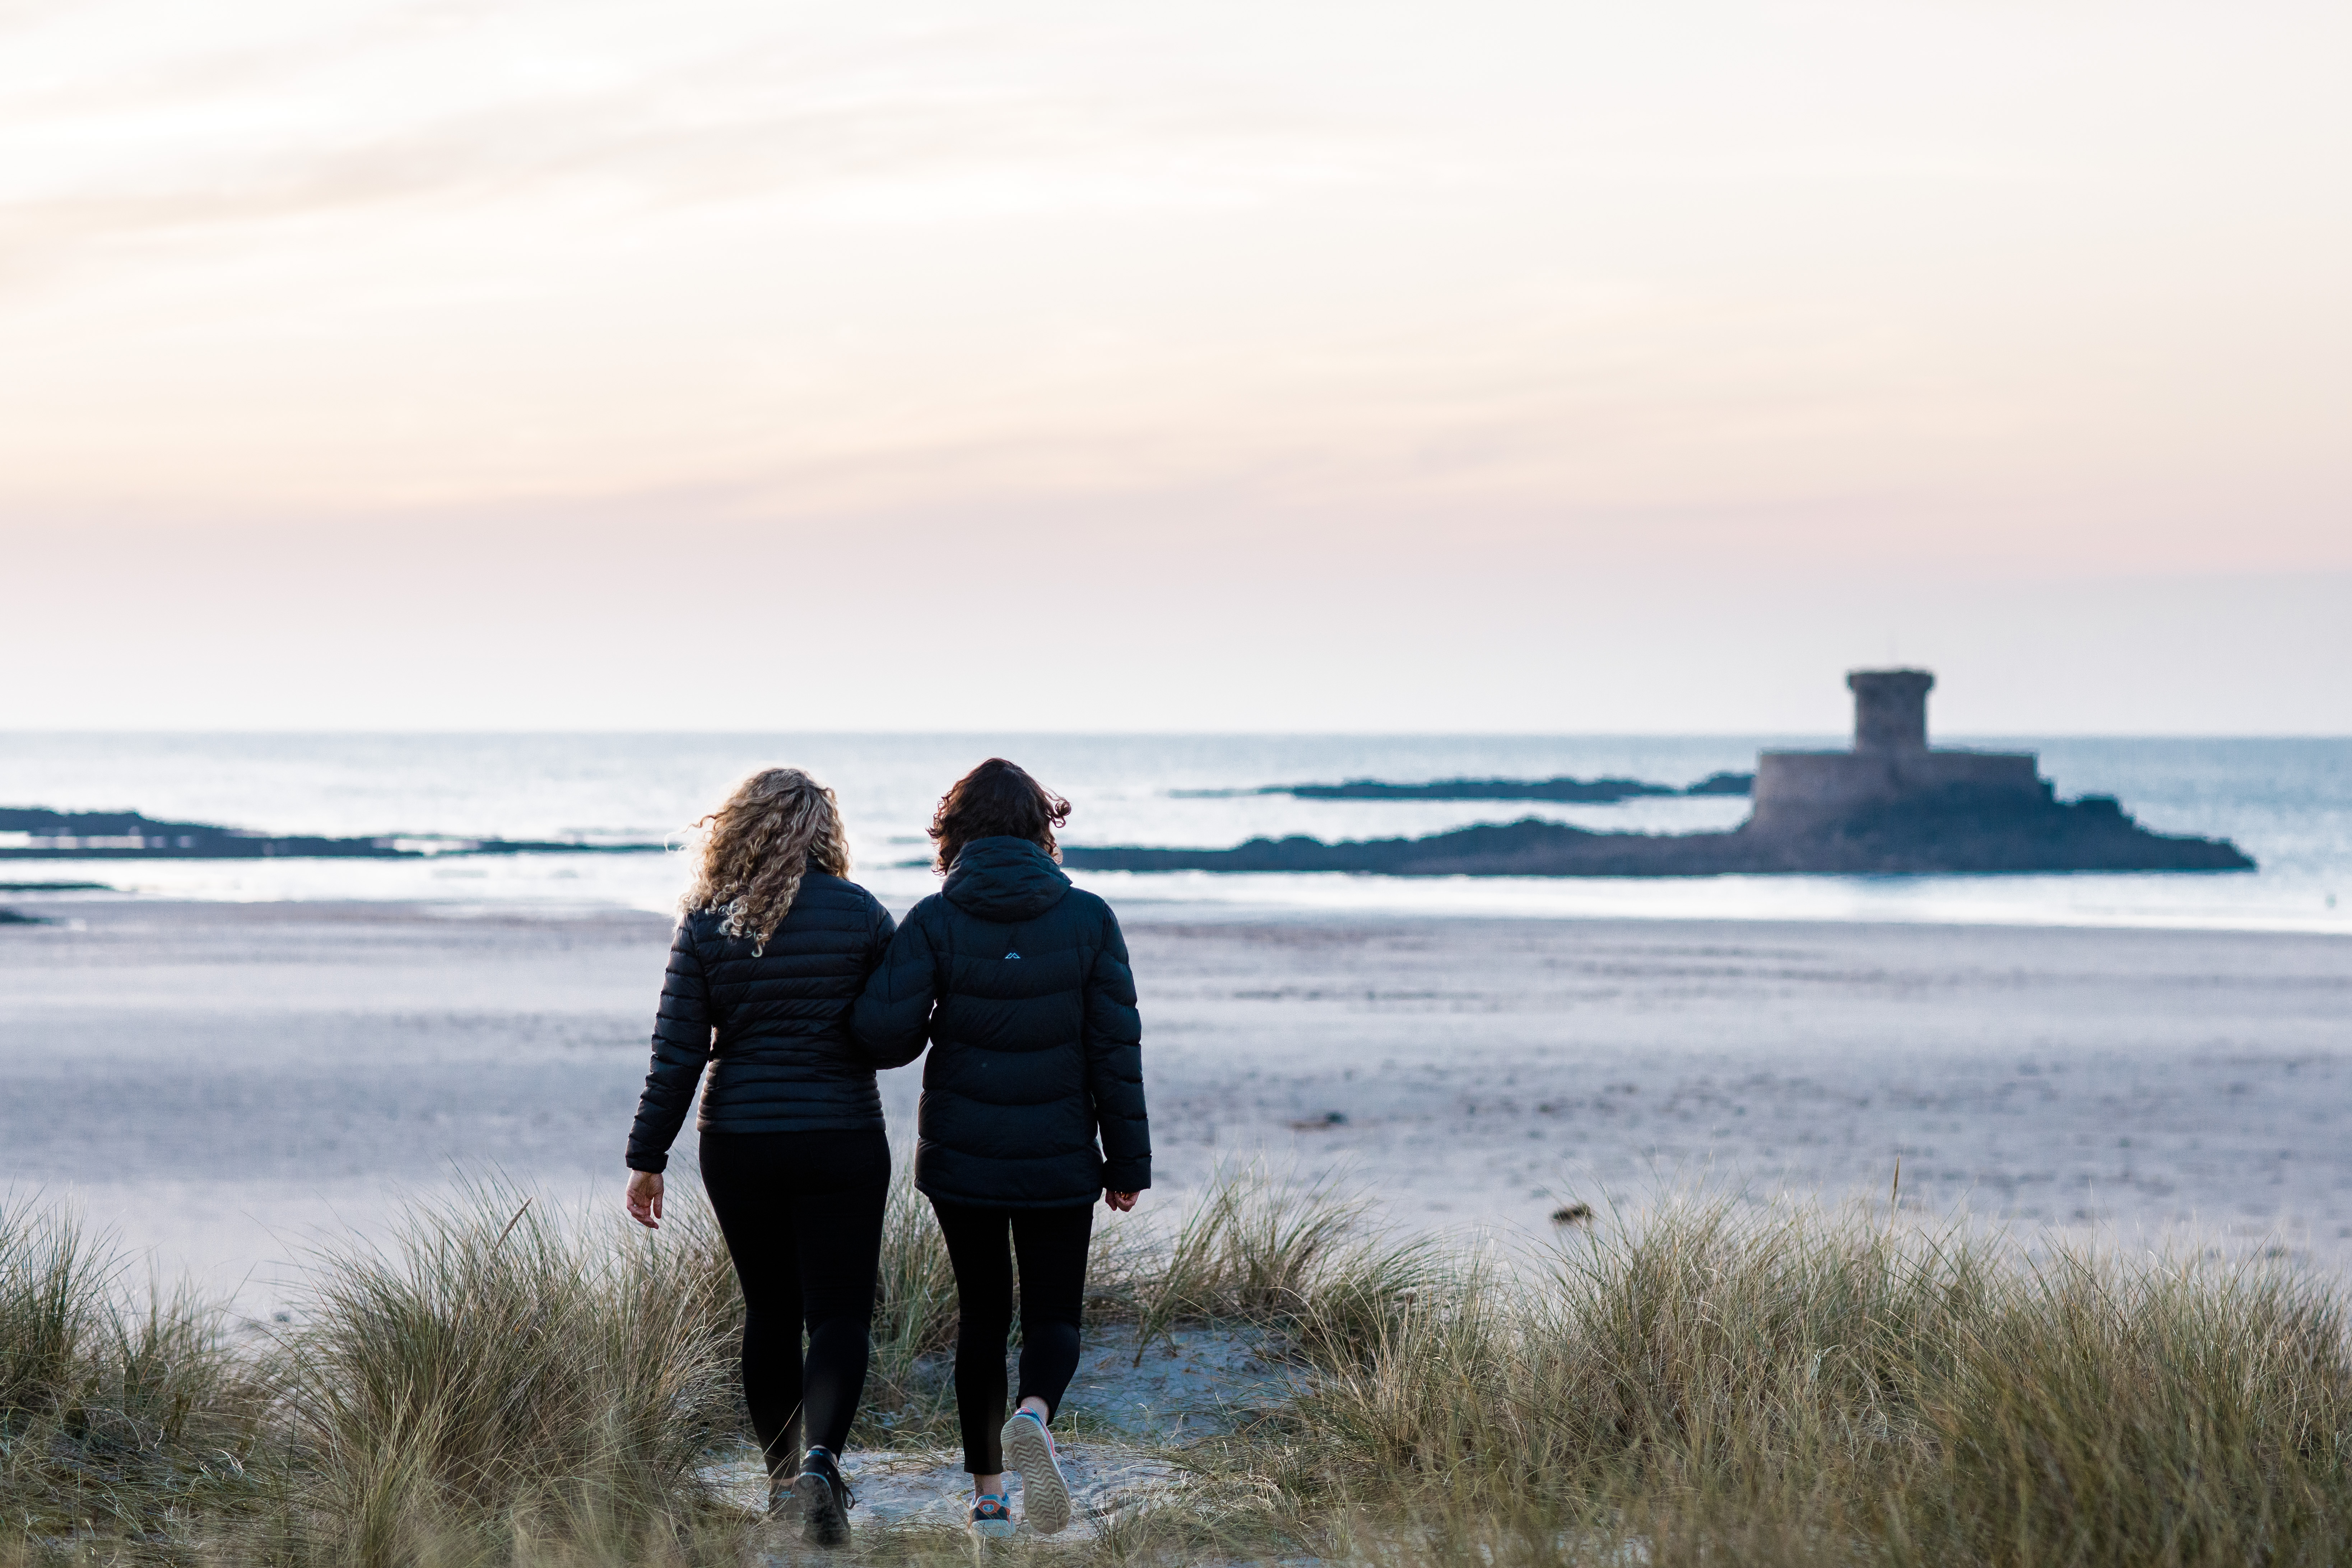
[0,4,1388,298]
[0,0,2345,627]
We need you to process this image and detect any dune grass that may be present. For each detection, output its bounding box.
[1111,1165,1444,1365]
[0,1198,265,1546]
[856,1172,963,1447]
[266,1180,743,1564]
[4,1174,2349,1566]
[1268,1199,2352,1566]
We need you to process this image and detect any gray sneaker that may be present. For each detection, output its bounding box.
[1000,1410,1070,1535]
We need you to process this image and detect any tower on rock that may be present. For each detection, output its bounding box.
[1748,669,2044,834]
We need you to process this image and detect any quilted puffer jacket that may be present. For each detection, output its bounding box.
[850,836,1150,1207]
[625,873,896,1172]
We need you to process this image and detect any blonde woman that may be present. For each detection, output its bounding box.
[624,767,893,1547]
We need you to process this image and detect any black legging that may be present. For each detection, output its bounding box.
[930,1197,1094,1474]
[697,1128,890,1479]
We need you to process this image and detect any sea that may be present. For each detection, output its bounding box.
[3,732,2347,934]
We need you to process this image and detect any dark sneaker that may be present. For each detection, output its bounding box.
[792,1447,854,1547]
[766,1475,801,1521]
[968,1492,1016,1540]
[1000,1409,1071,1535]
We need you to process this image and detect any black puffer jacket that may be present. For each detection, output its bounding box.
[625,873,896,1173]
[851,837,1149,1207]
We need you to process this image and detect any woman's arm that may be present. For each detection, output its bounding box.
[624,920,713,1177]
[1083,905,1151,1195]
[849,903,939,1069]
[860,893,898,983]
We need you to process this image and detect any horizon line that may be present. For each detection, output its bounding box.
[5,728,2350,743]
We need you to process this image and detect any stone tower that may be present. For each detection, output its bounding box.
[1747,669,2044,833]
[1848,669,1933,751]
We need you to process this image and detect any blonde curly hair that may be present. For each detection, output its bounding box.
[680,767,851,953]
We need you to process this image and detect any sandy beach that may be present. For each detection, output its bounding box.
[3,893,2348,1314]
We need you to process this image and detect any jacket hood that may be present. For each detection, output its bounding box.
[943,836,1073,922]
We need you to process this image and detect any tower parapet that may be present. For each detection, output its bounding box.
[1749,669,2043,834]
[1849,669,1933,751]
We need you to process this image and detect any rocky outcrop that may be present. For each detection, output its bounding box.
[1061,787,2253,876]
[1683,771,1756,796]
[1197,772,1756,802]
[0,808,664,860]
[1280,776,1680,802]
[1064,673,2254,878]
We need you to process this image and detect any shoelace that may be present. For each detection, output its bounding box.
[803,1447,857,1511]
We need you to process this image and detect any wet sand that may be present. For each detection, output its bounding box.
[2,895,2348,1313]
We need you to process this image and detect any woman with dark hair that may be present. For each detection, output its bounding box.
[623,767,893,1547]
[851,758,1150,1539]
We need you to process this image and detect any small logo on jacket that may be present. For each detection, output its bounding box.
[1004,950,1022,960]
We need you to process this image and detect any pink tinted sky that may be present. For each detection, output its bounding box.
[3,0,2346,732]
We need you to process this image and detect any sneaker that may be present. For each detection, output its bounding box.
[765,1474,801,1521]
[1000,1409,1071,1535]
[968,1492,1015,1540]
[792,1447,854,1547]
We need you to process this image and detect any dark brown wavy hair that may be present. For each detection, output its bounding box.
[930,758,1071,873]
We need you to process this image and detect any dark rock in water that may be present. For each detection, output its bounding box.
[0,907,48,925]
[1,807,404,859]
[1183,771,1753,803]
[0,807,666,861]
[1063,672,2255,878]
[1683,771,1756,796]
[1062,795,2250,876]
[1276,776,1682,803]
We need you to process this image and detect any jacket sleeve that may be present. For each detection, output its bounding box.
[849,903,938,1070]
[1084,904,1151,1192]
[861,893,898,981]
[625,921,713,1173]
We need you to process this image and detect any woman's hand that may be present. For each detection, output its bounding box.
[1104,1190,1139,1213]
[626,1169,665,1229]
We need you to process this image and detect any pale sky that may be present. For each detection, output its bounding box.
[4,0,2347,732]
